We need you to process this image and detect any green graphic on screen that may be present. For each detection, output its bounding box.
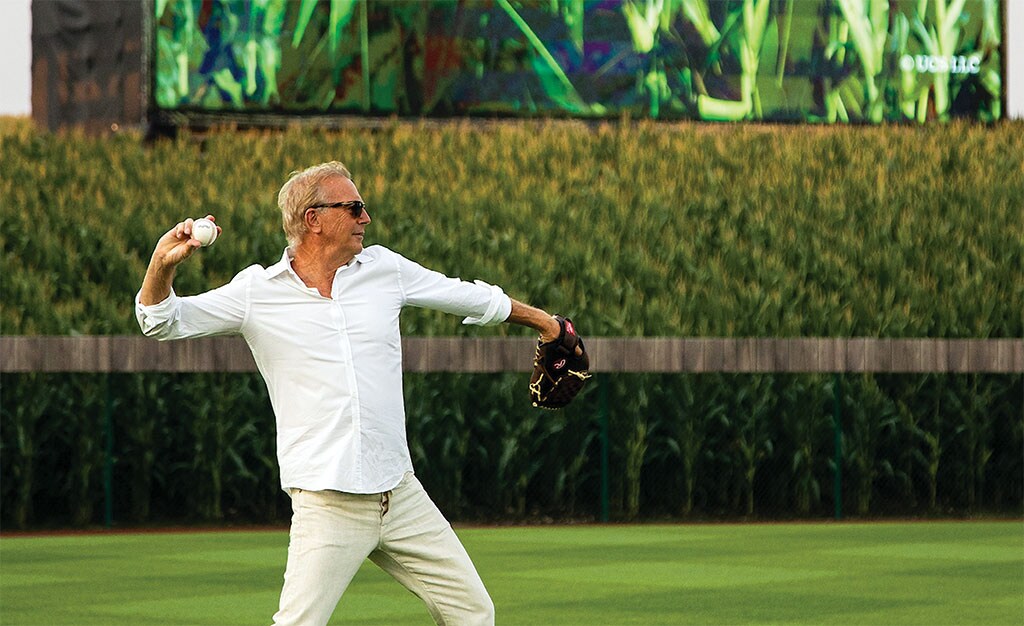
[154,0,1003,122]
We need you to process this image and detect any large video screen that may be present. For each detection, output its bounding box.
[153,0,1003,123]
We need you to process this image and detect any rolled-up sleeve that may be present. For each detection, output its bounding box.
[460,279,512,326]
[135,289,183,337]
[396,254,511,326]
[134,268,254,340]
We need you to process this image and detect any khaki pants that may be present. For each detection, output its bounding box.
[272,473,494,626]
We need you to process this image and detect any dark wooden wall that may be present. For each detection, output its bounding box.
[2,336,1021,373]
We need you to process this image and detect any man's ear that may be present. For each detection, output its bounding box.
[304,208,322,234]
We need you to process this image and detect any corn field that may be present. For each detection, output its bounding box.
[1,117,1021,527]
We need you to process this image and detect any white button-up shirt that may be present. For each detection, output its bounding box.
[135,245,512,494]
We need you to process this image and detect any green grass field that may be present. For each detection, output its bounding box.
[1,522,1021,625]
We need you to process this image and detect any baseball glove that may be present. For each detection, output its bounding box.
[529,316,592,409]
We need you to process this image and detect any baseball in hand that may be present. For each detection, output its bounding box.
[192,218,218,247]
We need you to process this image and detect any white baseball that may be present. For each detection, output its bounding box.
[192,218,218,247]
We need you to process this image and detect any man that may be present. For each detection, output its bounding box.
[135,161,565,625]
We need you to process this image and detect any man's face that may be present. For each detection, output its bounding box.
[314,175,370,262]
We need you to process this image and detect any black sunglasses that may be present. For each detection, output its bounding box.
[310,200,366,218]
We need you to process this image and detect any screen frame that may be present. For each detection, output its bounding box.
[143,0,1009,129]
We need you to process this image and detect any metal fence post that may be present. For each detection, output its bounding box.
[599,374,609,523]
[104,374,114,528]
[833,373,842,521]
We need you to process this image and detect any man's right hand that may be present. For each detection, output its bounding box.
[154,216,220,266]
[139,215,220,305]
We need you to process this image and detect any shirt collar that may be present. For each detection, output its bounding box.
[264,247,375,279]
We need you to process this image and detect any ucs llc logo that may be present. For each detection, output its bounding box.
[900,54,981,75]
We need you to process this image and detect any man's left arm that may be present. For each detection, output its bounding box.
[394,252,563,342]
[506,299,561,343]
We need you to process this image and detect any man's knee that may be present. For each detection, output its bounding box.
[475,593,496,625]
[442,588,494,626]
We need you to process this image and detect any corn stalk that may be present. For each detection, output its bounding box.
[836,0,888,122]
[621,0,669,116]
[649,375,727,518]
[820,2,851,122]
[726,375,775,517]
[0,374,50,528]
[948,375,997,511]
[696,0,771,121]
[623,413,649,520]
[496,0,602,116]
[778,376,830,516]
[901,0,975,121]
[843,374,902,515]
